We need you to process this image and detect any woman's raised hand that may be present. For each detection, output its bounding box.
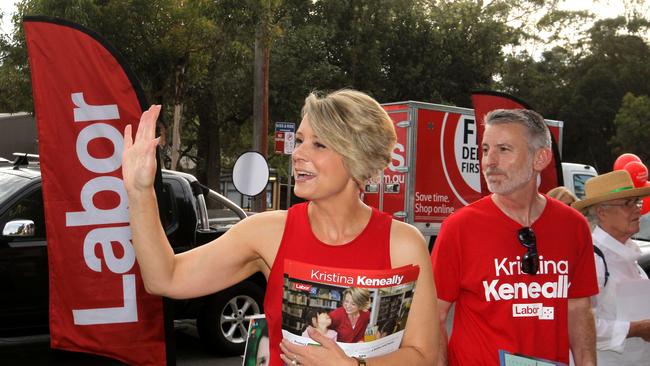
[122,105,161,194]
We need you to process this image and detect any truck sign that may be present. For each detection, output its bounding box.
[364,101,563,236]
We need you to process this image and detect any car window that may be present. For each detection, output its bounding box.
[206,191,242,230]
[573,174,595,199]
[0,188,46,241]
[0,172,32,202]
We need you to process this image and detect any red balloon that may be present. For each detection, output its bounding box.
[624,161,648,188]
[614,153,642,171]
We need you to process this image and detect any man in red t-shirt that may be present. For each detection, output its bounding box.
[431,109,598,365]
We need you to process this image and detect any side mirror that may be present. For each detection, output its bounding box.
[3,220,35,237]
[232,151,269,197]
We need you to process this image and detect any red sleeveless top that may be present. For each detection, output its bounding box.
[263,202,393,366]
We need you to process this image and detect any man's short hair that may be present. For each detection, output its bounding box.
[484,109,551,151]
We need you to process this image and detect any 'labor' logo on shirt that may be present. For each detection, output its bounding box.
[512,303,555,320]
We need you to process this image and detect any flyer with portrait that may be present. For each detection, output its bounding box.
[281,259,419,358]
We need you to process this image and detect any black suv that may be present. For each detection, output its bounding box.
[0,158,266,355]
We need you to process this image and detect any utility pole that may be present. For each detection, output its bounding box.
[252,0,270,212]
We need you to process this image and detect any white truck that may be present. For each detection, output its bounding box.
[560,162,598,199]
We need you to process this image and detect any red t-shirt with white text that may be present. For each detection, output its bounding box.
[431,195,598,365]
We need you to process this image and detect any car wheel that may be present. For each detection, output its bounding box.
[197,281,264,355]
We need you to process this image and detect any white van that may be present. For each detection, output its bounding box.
[561,162,598,199]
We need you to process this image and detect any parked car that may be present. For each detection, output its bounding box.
[0,158,266,355]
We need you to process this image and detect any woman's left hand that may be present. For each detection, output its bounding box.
[280,328,356,366]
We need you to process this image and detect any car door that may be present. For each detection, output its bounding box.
[0,184,49,334]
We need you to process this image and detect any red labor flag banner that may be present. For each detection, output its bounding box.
[471,91,563,196]
[24,16,168,365]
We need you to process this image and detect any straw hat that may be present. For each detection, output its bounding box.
[547,186,578,205]
[571,170,650,211]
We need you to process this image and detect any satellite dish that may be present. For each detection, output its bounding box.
[232,151,269,196]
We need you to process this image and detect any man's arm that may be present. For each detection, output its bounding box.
[568,297,596,366]
[437,299,453,366]
[628,319,650,341]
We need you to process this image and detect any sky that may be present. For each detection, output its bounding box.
[0,0,17,36]
[561,0,625,14]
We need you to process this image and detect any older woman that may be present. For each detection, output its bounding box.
[328,288,371,343]
[122,89,438,366]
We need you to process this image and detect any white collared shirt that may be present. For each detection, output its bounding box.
[591,226,650,365]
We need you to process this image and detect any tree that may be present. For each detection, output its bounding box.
[610,93,650,162]
[4,0,649,195]
[190,0,256,189]
[498,47,574,117]
[498,14,650,172]
[561,17,650,171]
[161,1,219,170]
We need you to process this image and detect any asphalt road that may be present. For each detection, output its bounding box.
[0,320,242,366]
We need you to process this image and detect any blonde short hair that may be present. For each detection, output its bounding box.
[301,89,396,183]
[342,287,371,310]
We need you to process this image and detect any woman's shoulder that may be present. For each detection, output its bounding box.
[389,220,429,267]
[237,209,288,227]
[389,220,425,245]
[227,210,288,245]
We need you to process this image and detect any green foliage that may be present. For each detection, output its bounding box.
[610,93,650,162]
[1,0,649,188]
[499,14,650,172]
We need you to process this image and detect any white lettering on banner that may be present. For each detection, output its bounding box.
[65,176,129,227]
[483,275,569,302]
[76,123,124,173]
[72,274,137,325]
[65,92,138,325]
[83,226,135,274]
[72,92,119,122]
